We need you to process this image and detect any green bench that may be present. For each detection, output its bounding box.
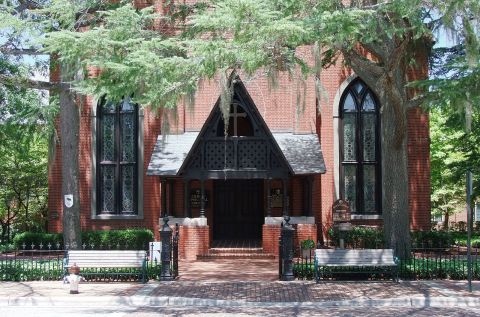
[314,249,398,282]
[64,250,147,283]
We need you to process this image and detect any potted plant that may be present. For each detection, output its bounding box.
[300,239,315,258]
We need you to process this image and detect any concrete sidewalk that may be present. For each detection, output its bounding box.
[0,280,479,308]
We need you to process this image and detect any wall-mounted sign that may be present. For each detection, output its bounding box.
[270,188,283,208]
[332,199,351,222]
[64,194,73,208]
[190,189,209,208]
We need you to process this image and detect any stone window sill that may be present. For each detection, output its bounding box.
[350,214,383,220]
[91,214,143,220]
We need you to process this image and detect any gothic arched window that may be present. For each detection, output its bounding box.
[97,98,138,215]
[340,79,381,214]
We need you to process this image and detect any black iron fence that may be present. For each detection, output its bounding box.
[293,245,480,280]
[0,242,165,282]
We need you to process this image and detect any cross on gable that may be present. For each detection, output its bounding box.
[229,103,247,137]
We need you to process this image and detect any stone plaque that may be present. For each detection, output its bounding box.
[190,189,208,208]
[270,188,283,208]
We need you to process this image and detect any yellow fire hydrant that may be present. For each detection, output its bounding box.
[66,263,82,294]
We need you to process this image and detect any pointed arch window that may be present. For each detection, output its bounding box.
[97,98,138,215]
[340,80,381,214]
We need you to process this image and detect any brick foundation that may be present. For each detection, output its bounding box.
[178,225,210,260]
[262,225,281,257]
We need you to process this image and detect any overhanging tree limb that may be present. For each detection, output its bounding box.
[0,74,66,90]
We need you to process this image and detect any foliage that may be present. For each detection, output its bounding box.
[300,239,315,250]
[327,226,384,249]
[411,230,480,248]
[0,57,50,243]
[411,230,454,248]
[12,229,154,249]
[81,229,154,250]
[12,232,63,249]
[419,0,480,115]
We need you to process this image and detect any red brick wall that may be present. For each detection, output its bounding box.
[407,108,431,230]
[178,226,210,260]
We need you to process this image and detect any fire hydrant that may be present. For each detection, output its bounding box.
[66,263,82,294]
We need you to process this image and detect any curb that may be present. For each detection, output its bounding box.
[1,295,480,308]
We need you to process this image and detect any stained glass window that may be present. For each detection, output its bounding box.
[340,79,380,214]
[97,98,138,215]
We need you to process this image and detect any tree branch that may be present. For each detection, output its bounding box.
[406,95,426,108]
[0,47,48,56]
[342,48,383,77]
[0,74,65,90]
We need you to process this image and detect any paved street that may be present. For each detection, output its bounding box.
[2,305,480,317]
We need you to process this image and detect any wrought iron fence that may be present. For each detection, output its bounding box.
[0,242,162,282]
[293,245,480,280]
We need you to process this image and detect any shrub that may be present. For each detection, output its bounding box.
[12,229,154,250]
[411,230,453,248]
[13,232,63,249]
[327,226,384,248]
[300,239,315,250]
[82,229,154,250]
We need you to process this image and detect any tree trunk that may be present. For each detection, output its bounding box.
[380,83,411,259]
[60,64,82,250]
[443,211,449,230]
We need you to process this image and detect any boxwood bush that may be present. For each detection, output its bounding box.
[13,232,63,249]
[12,229,154,250]
[327,226,384,248]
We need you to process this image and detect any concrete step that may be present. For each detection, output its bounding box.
[197,253,276,260]
[208,248,264,254]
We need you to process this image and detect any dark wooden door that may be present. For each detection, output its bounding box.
[213,179,264,240]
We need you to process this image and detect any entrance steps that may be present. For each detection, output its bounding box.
[198,247,275,260]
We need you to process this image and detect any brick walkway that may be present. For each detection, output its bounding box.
[178,259,278,281]
[149,280,480,302]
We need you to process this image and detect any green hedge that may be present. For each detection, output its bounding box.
[411,230,454,248]
[81,229,154,250]
[327,226,384,248]
[411,231,480,248]
[12,229,154,250]
[13,232,63,249]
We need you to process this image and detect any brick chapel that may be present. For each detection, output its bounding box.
[47,3,431,260]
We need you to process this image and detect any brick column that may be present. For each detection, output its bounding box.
[178,225,210,260]
[262,225,281,257]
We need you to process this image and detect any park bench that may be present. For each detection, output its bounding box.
[314,249,398,282]
[64,250,147,283]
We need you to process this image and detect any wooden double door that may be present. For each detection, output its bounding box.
[213,179,264,240]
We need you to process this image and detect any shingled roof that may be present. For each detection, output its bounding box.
[147,132,326,176]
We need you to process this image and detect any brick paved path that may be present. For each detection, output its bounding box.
[178,259,278,281]
[150,280,479,302]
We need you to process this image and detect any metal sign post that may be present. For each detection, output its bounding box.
[466,171,473,292]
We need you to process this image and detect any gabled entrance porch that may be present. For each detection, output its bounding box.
[147,77,326,261]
